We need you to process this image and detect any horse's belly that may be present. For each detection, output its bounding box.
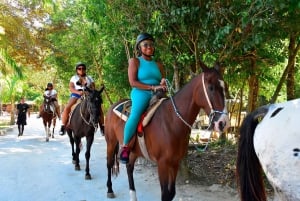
[254,99,300,201]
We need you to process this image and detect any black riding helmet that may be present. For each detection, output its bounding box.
[75,62,86,70]
[135,33,155,56]
[45,82,53,91]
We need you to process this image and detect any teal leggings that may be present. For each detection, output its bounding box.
[123,88,152,145]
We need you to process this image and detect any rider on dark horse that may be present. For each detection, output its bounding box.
[37,82,61,120]
[59,62,105,136]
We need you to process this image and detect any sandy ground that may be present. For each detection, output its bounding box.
[0,115,240,201]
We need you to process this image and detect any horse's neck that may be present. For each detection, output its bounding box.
[79,99,89,115]
[169,79,200,127]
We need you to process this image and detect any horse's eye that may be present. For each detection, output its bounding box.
[209,85,214,91]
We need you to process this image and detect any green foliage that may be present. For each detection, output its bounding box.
[1,0,300,111]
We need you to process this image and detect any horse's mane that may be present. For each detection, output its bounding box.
[171,74,200,98]
[237,105,269,201]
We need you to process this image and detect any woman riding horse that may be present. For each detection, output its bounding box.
[120,33,167,164]
[37,82,61,120]
[59,62,105,135]
[105,61,230,201]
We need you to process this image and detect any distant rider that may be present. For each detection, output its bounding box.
[37,82,61,120]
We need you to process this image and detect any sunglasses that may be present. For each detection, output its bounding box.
[140,42,154,48]
[77,67,86,70]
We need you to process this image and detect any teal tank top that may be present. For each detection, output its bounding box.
[137,57,162,86]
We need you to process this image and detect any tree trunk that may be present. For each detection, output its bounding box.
[286,33,300,100]
[270,33,300,103]
[10,102,15,125]
[286,63,295,100]
[172,63,180,92]
[247,58,259,112]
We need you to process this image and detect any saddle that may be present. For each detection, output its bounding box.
[113,94,167,134]
[113,90,167,160]
[67,98,83,125]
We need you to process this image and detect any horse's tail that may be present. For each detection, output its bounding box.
[236,105,269,201]
[112,142,119,177]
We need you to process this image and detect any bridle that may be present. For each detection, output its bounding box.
[79,91,99,131]
[166,73,227,130]
[200,73,228,126]
[166,73,228,151]
[43,97,56,118]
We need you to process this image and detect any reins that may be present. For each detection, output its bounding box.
[165,73,227,152]
[79,91,99,131]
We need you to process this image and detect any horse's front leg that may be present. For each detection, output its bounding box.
[74,136,81,171]
[52,118,56,138]
[48,125,51,137]
[126,156,138,201]
[67,131,76,163]
[85,134,94,180]
[44,122,49,142]
[158,162,178,201]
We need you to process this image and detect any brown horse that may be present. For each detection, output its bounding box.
[104,63,230,201]
[41,96,57,142]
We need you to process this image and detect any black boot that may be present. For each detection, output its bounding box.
[59,125,65,135]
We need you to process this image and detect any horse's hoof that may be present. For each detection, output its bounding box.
[46,138,49,142]
[75,166,80,171]
[52,135,54,138]
[107,192,115,198]
[85,174,92,180]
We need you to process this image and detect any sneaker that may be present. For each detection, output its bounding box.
[119,146,130,164]
[59,125,65,135]
[36,114,41,118]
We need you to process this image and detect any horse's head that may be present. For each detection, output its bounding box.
[197,62,230,133]
[85,86,104,124]
[43,96,53,112]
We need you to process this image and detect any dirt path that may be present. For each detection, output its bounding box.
[0,115,240,201]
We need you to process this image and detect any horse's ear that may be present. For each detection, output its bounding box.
[99,84,105,93]
[199,60,209,72]
[214,62,220,71]
[85,87,92,92]
[214,61,224,72]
